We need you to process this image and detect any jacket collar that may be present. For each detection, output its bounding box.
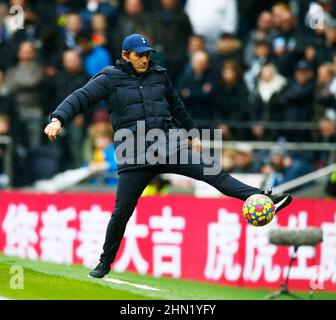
[115,59,167,76]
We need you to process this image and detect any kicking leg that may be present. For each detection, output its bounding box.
[164,149,292,213]
[164,149,262,201]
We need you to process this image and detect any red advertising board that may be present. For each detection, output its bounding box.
[0,191,335,291]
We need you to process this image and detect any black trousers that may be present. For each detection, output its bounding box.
[99,149,263,264]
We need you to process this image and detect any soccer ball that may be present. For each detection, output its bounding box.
[242,194,275,227]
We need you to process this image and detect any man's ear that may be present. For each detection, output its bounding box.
[121,51,129,61]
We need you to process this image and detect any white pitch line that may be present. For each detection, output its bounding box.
[0,296,11,300]
[104,278,163,292]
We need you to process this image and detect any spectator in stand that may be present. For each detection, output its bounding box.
[211,60,250,139]
[54,50,90,168]
[83,108,110,163]
[85,119,118,187]
[90,13,116,61]
[315,14,336,64]
[211,33,243,74]
[63,13,83,50]
[249,124,274,142]
[303,8,335,69]
[244,39,273,94]
[262,143,312,190]
[187,34,206,58]
[314,62,336,120]
[5,41,44,148]
[185,0,238,52]
[232,142,261,174]
[244,11,274,66]
[271,9,307,77]
[37,24,67,71]
[180,34,206,80]
[251,63,287,121]
[271,35,294,78]
[113,0,154,55]
[271,2,290,33]
[80,0,117,31]
[54,50,89,105]
[152,0,193,82]
[248,123,274,165]
[75,31,111,77]
[277,60,315,125]
[316,116,336,143]
[177,50,214,127]
[221,148,236,173]
[313,117,336,168]
[303,43,320,74]
[4,4,42,68]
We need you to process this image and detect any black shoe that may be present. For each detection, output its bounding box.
[89,261,110,278]
[265,189,292,215]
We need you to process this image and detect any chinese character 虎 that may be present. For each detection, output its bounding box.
[243,217,280,282]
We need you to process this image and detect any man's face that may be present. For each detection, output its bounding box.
[161,0,177,10]
[271,155,284,170]
[66,14,82,33]
[63,51,82,73]
[124,0,143,16]
[257,12,273,31]
[295,68,313,85]
[122,51,151,73]
[255,43,270,58]
[18,42,36,62]
[319,119,336,137]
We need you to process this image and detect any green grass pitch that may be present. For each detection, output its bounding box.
[0,254,335,300]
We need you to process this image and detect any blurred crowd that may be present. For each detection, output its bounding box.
[0,0,336,193]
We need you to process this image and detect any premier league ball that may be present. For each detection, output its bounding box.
[242,194,275,227]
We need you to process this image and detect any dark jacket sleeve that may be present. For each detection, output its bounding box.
[164,72,197,131]
[50,73,111,126]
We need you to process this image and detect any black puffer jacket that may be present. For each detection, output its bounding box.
[51,60,197,172]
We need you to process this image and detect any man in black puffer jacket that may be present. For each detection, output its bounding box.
[44,34,292,278]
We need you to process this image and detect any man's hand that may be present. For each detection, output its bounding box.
[44,118,62,141]
[188,137,203,153]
